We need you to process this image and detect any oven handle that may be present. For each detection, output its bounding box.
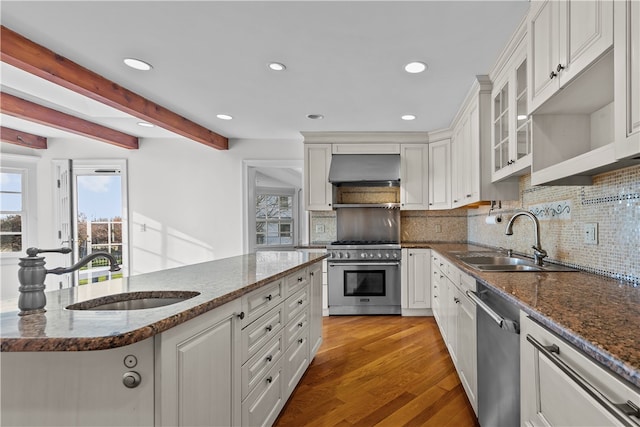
[329,262,400,267]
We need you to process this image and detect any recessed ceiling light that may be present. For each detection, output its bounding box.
[306,114,324,120]
[402,115,417,121]
[268,62,286,71]
[123,58,153,71]
[137,121,155,128]
[216,114,233,120]
[404,62,427,74]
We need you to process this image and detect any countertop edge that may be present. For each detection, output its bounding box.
[0,255,327,352]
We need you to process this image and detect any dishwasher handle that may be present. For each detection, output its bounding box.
[466,290,519,334]
[526,334,640,427]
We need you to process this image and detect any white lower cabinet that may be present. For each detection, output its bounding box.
[309,261,323,357]
[1,337,155,427]
[155,299,241,427]
[401,248,432,316]
[521,313,640,427]
[431,251,478,415]
[242,358,284,427]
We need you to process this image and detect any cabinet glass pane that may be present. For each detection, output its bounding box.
[501,141,509,166]
[494,121,501,148]
[494,94,501,121]
[501,114,509,142]
[494,143,502,172]
[501,84,509,113]
[517,121,531,159]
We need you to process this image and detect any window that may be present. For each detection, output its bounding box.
[256,194,294,246]
[0,169,25,253]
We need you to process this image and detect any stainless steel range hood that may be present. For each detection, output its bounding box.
[328,154,401,186]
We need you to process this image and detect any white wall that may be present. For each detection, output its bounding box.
[1,136,302,298]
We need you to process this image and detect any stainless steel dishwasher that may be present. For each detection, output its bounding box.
[467,282,521,427]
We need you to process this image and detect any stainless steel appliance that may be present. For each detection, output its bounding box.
[327,242,401,315]
[468,282,521,427]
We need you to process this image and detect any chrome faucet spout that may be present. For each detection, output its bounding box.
[47,252,121,275]
[504,210,547,266]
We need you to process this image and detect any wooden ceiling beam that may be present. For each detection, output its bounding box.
[1,126,48,149]
[0,25,228,150]
[1,92,139,149]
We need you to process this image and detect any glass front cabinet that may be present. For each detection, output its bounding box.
[492,40,532,182]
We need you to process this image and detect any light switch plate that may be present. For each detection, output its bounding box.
[584,223,598,244]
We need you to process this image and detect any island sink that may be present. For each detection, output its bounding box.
[66,291,200,311]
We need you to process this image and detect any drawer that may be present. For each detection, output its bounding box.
[241,304,284,363]
[283,327,310,400]
[242,358,283,427]
[241,280,283,329]
[284,307,309,350]
[284,286,309,324]
[284,268,308,299]
[459,271,476,293]
[241,331,284,400]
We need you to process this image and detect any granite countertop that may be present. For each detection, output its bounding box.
[0,251,327,352]
[425,242,640,390]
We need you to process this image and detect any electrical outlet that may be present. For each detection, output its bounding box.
[315,224,325,233]
[584,223,598,245]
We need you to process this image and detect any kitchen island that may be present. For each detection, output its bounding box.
[0,250,327,426]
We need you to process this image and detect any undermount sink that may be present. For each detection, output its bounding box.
[455,253,577,272]
[66,291,200,311]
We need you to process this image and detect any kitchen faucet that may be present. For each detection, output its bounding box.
[17,247,120,315]
[504,210,547,266]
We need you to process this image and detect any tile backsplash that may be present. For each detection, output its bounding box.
[468,165,640,284]
[309,164,639,285]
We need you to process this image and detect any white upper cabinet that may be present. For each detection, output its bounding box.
[528,0,614,113]
[428,138,451,210]
[303,144,333,211]
[400,144,429,210]
[491,38,532,182]
[615,0,640,160]
[451,76,519,208]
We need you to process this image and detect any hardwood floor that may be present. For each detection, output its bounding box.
[275,316,479,427]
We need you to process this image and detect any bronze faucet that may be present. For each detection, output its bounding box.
[505,210,547,266]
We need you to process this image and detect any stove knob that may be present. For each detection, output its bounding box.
[344,253,350,259]
[337,252,343,259]
[361,253,366,259]
[386,253,390,258]
[369,253,375,259]
[378,253,382,259]
[393,253,398,258]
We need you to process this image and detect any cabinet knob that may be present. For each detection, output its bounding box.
[556,63,565,72]
[298,322,304,328]
[429,203,433,206]
[310,272,314,277]
[298,338,304,344]
[466,194,471,198]
[265,325,272,332]
[454,297,460,304]
[266,376,273,384]
[549,70,557,80]
[237,312,245,320]
[298,299,304,305]
[266,355,273,362]
[122,371,142,389]
[453,199,458,203]
[298,277,303,282]
[265,294,272,301]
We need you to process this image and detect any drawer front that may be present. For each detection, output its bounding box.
[284,286,309,324]
[284,307,309,350]
[242,305,284,363]
[283,327,310,400]
[241,280,283,329]
[284,268,309,299]
[459,271,477,293]
[241,358,283,427]
[241,331,284,400]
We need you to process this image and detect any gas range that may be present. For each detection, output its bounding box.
[326,240,402,262]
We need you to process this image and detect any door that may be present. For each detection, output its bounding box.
[400,144,429,210]
[428,140,451,210]
[54,159,128,287]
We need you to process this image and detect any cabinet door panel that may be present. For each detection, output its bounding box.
[407,249,431,309]
[242,359,284,427]
[428,139,451,209]
[529,0,559,111]
[400,144,429,210]
[304,144,333,210]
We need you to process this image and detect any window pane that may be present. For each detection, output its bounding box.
[0,193,22,211]
[281,236,292,245]
[256,221,266,233]
[91,223,109,244]
[111,223,122,244]
[280,223,291,234]
[76,175,122,221]
[256,234,265,245]
[0,172,22,192]
[267,222,279,236]
[1,214,22,232]
[0,234,22,252]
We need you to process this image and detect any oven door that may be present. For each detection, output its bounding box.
[328,261,401,315]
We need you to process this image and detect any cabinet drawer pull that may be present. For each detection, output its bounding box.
[466,194,471,198]
[526,334,640,426]
[297,277,303,282]
[556,63,565,72]
[549,70,557,80]
[265,325,272,332]
[298,299,304,305]
[434,295,438,299]
[434,285,438,289]
[266,355,273,362]
[298,338,304,344]
[237,312,245,320]
[454,297,460,304]
[298,322,304,328]
[265,294,272,301]
[266,376,273,384]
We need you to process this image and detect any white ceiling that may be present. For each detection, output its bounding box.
[0,1,530,143]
